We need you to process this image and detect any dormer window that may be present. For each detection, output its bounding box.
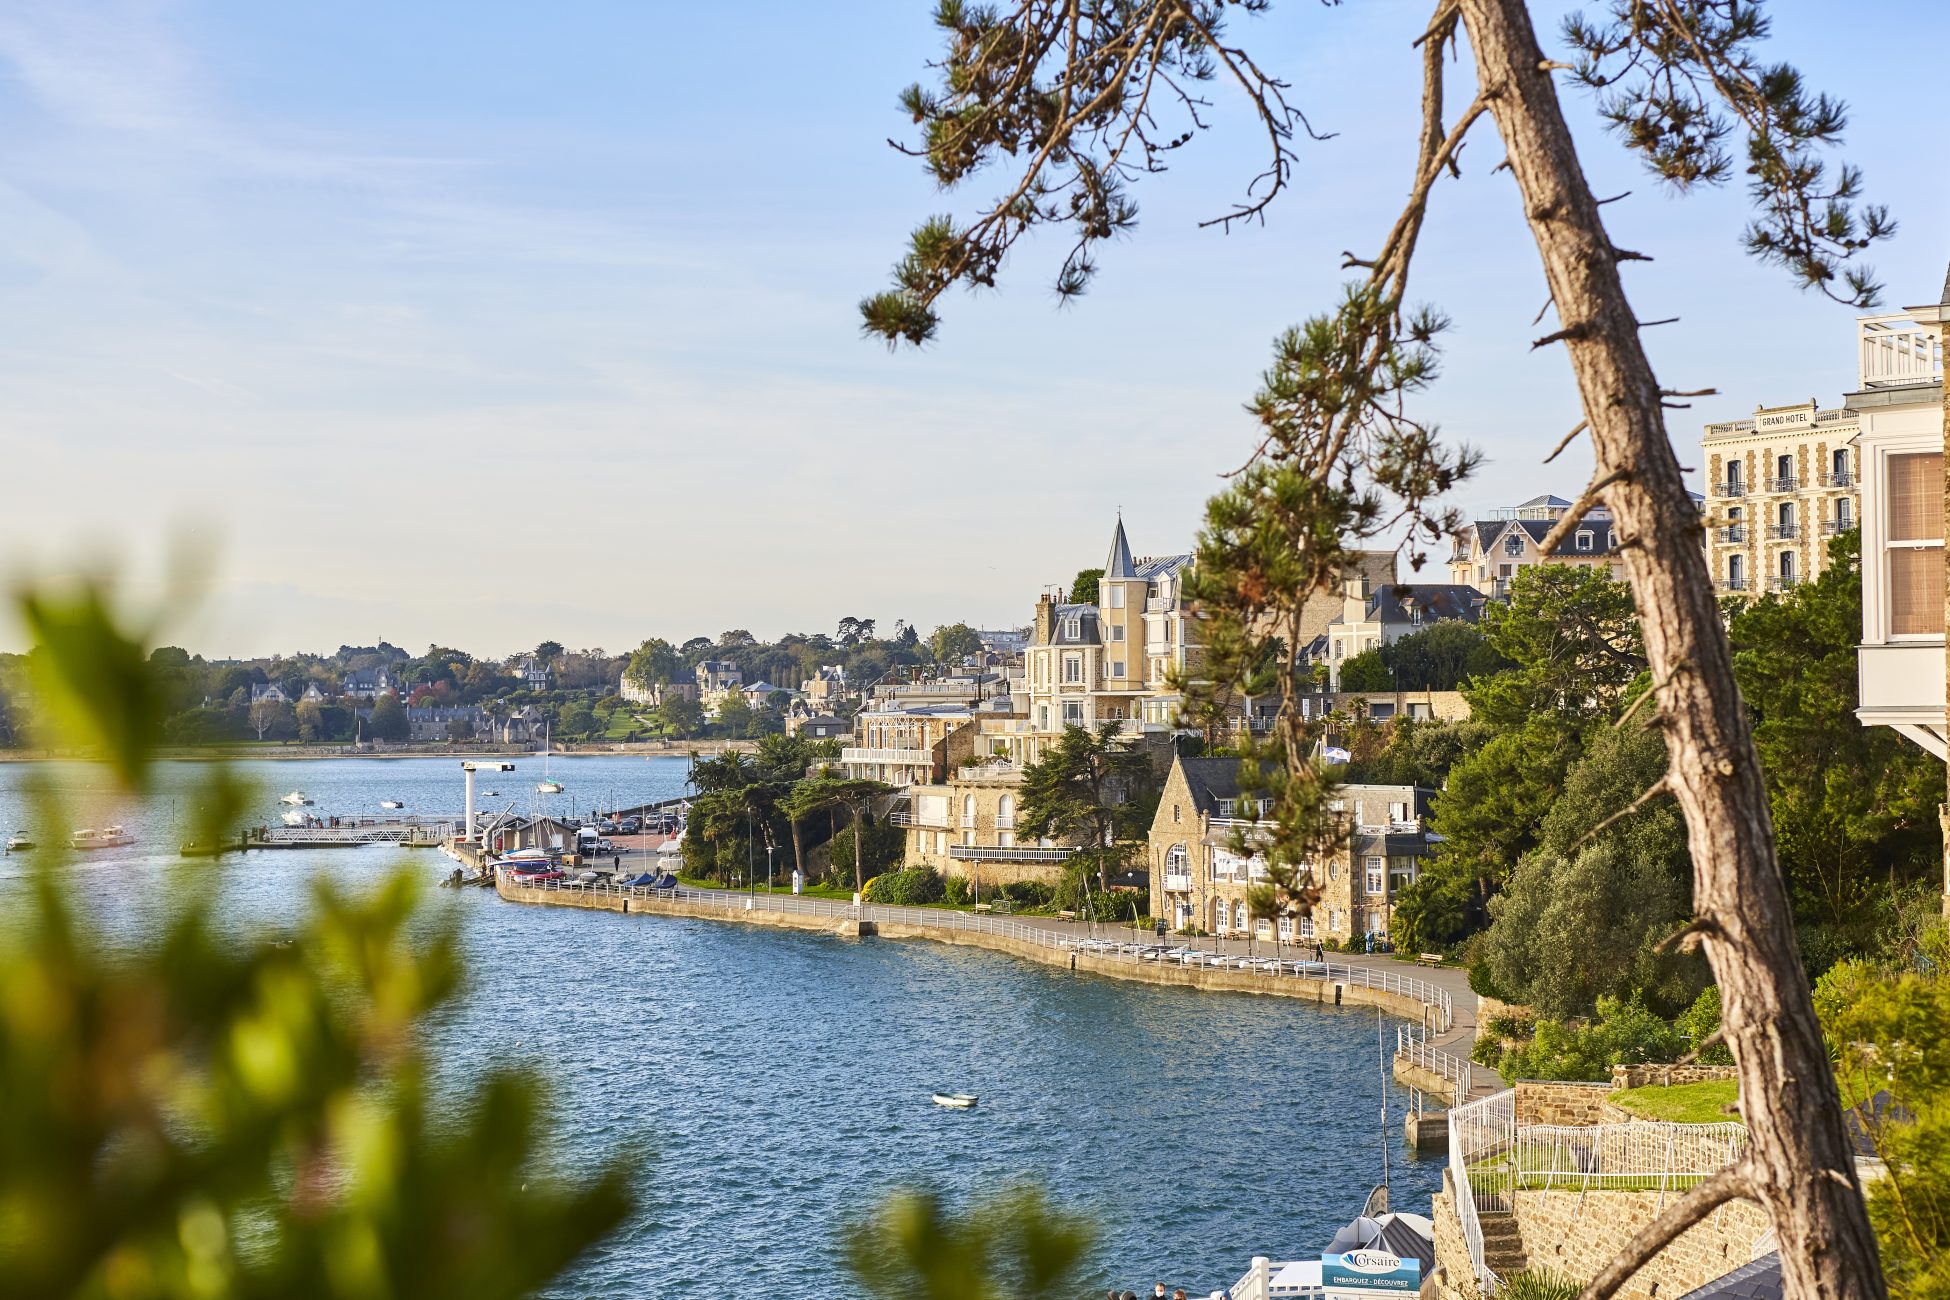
[1575,530,1594,552]
[1062,616,1080,640]
[1503,534,1524,556]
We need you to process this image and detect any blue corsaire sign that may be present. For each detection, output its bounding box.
[1321,1249,1423,1294]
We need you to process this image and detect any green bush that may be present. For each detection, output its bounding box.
[1496,1272,1583,1300]
[1493,993,1684,1082]
[1000,879,1052,909]
[866,866,946,906]
[1468,959,1511,1001]
[1675,986,1734,1065]
[828,822,903,883]
[943,874,971,906]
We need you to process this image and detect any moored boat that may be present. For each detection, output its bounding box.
[5,833,32,854]
[931,1092,979,1109]
[71,825,135,850]
[279,791,314,806]
[381,800,405,810]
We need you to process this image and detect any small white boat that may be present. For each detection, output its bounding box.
[280,791,314,806]
[5,834,32,854]
[71,825,135,850]
[380,800,404,810]
[281,810,311,827]
[931,1092,979,1109]
[536,725,565,794]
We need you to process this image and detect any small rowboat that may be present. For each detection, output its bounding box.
[931,1092,979,1109]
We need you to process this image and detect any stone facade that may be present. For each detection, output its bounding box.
[1701,400,1860,594]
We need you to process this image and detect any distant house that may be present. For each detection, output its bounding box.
[342,666,396,699]
[619,674,655,706]
[1306,576,1488,690]
[301,681,328,703]
[740,680,785,709]
[696,660,744,716]
[805,664,849,708]
[787,713,850,740]
[406,705,489,742]
[499,705,547,746]
[249,682,291,705]
[516,658,552,689]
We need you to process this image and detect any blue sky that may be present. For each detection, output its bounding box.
[0,1,1943,658]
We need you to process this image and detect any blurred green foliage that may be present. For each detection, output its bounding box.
[0,578,634,1299]
[843,1186,1092,1300]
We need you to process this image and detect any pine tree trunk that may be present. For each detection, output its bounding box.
[790,815,806,883]
[1452,2,1885,1296]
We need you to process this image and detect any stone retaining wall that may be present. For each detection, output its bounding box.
[1611,1064,1740,1090]
[1428,1169,1483,1300]
[1514,1080,1614,1127]
[1512,1189,1771,1300]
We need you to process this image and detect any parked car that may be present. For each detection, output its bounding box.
[619,817,642,834]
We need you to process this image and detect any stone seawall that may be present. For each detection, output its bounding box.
[495,878,1435,1023]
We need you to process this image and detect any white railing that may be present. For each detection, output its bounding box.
[1163,873,1193,892]
[1450,1088,1517,1291]
[1396,1024,1471,1103]
[263,821,457,845]
[493,871,1453,1030]
[888,811,945,828]
[840,747,934,766]
[1859,314,1943,389]
[946,843,1076,863]
[1512,1120,1749,1194]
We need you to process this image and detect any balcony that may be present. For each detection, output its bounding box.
[1765,477,1799,494]
[1716,578,1749,593]
[1163,873,1193,893]
[840,747,933,767]
[1710,480,1746,498]
[1820,471,1854,488]
[947,844,1079,864]
[1715,526,1747,543]
[1858,314,1944,390]
[1822,519,1852,535]
[1766,524,1799,540]
[889,810,946,828]
[1769,576,1799,592]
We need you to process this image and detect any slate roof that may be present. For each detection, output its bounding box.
[1047,603,1102,646]
[1359,583,1486,625]
[1177,756,1247,814]
[1675,1255,1782,1300]
[1105,517,1138,580]
[1468,513,1619,559]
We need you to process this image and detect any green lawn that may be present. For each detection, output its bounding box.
[675,874,855,900]
[1608,1080,1740,1124]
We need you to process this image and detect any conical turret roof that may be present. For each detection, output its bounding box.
[1105,515,1137,580]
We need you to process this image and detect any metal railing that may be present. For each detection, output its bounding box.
[1819,470,1854,487]
[1715,526,1747,543]
[888,811,945,828]
[494,870,1454,1030]
[1765,523,1798,539]
[1450,1089,1517,1292]
[1765,477,1799,494]
[1395,1024,1471,1104]
[1821,518,1852,534]
[1510,1120,1748,1194]
[1710,480,1746,497]
[946,843,1076,863]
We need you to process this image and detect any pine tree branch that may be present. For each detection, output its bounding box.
[1574,1164,1756,1300]
[1538,470,1628,554]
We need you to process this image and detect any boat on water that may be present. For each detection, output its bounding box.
[280,791,314,806]
[281,810,312,827]
[931,1092,979,1109]
[5,833,33,854]
[381,800,405,810]
[71,826,135,850]
[536,725,565,794]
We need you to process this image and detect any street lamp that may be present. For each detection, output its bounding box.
[767,843,775,894]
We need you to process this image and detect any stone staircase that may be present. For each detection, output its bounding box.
[1479,1215,1529,1277]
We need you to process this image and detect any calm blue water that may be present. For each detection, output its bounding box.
[0,755,1441,1297]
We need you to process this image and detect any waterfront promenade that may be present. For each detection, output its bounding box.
[490,868,1474,1038]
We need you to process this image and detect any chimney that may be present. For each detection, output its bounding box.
[1035,594,1054,646]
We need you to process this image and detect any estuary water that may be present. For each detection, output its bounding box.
[0,755,1442,1297]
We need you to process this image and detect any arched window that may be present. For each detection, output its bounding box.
[1212,899,1227,933]
[1234,901,1248,931]
[961,795,975,827]
[1779,550,1796,586]
[1503,533,1524,556]
[1727,554,1745,590]
[997,794,1014,828]
[1165,843,1188,873]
